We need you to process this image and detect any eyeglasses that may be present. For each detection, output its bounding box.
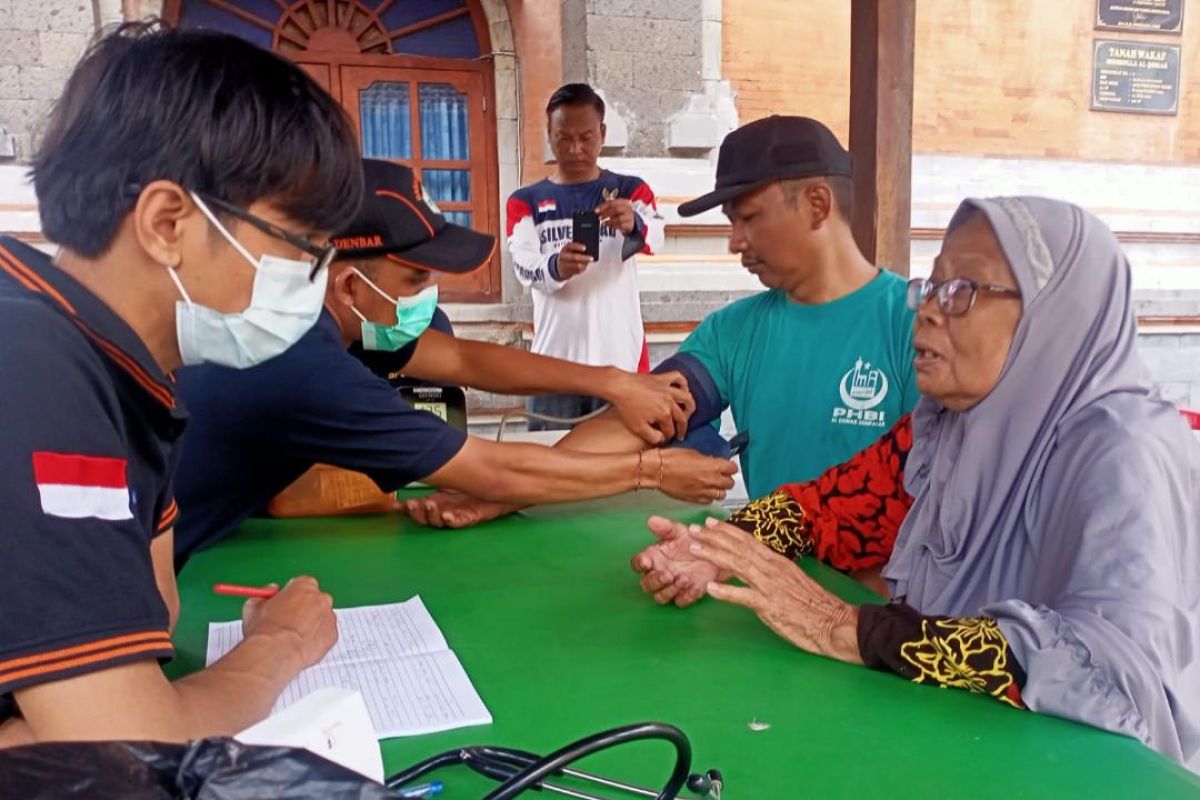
[907,277,1021,316]
[197,194,336,282]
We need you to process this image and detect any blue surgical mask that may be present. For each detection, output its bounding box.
[166,193,327,369]
[350,267,439,351]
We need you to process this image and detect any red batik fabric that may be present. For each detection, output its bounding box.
[728,414,914,572]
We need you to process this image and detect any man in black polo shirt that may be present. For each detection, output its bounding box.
[0,23,362,745]
[173,158,739,565]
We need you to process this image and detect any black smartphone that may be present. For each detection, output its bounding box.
[572,209,601,260]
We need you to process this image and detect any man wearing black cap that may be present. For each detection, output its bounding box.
[584,115,918,491]
[409,116,918,529]
[172,159,736,565]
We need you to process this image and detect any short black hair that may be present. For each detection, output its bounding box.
[827,175,854,222]
[546,83,605,120]
[33,20,363,257]
[781,175,854,222]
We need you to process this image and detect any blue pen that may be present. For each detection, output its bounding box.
[396,780,444,799]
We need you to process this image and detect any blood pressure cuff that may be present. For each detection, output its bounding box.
[652,352,724,435]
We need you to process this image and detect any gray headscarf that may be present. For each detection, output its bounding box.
[884,197,1200,769]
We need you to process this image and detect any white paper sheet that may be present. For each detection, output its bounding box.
[207,596,492,738]
[237,688,384,782]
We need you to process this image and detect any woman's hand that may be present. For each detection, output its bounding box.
[690,518,863,664]
[631,516,730,607]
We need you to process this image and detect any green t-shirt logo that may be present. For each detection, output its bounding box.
[834,357,891,429]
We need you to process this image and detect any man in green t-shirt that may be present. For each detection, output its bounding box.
[404,115,918,527]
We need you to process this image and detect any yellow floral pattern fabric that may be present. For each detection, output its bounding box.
[728,491,812,559]
[899,616,1024,708]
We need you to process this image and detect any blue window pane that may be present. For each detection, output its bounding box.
[419,83,469,160]
[392,16,480,59]
[223,0,281,19]
[443,211,473,228]
[423,169,471,203]
[359,82,412,160]
[178,3,274,50]
[380,0,465,31]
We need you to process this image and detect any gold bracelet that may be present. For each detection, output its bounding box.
[657,449,665,490]
[636,450,644,491]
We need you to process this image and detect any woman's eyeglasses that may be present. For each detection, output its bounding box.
[907,277,1021,316]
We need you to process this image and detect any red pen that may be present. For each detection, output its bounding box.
[213,583,279,599]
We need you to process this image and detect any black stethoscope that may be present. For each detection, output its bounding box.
[386,723,724,800]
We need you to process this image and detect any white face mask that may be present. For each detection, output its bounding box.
[166,193,328,369]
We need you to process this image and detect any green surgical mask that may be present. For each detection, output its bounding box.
[350,267,439,351]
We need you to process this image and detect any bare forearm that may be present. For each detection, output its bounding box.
[170,633,306,736]
[475,353,619,399]
[428,439,648,505]
[151,529,180,634]
[410,334,621,400]
[0,717,33,749]
[497,446,644,504]
[16,639,303,744]
[14,577,334,745]
[555,410,647,454]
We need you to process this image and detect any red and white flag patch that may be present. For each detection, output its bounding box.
[32,452,133,521]
[537,199,557,214]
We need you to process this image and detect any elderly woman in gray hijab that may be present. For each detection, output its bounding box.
[632,196,1200,770]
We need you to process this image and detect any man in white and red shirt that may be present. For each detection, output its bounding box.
[506,83,665,429]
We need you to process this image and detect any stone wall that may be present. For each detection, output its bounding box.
[0,0,96,160]
[562,0,705,156]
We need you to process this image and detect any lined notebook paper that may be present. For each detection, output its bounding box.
[207,596,492,738]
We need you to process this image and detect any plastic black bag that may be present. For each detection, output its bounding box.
[0,737,403,799]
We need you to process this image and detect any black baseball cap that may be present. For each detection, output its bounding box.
[331,158,496,273]
[677,116,853,217]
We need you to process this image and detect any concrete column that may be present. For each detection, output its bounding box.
[665,0,736,154]
[559,0,706,157]
[699,0,721,89]
[477,0,523,304]
[95,0,126,27]
[0,0,95,161]
[560,0,588,84]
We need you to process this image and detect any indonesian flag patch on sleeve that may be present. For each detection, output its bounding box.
[32,452,133,521]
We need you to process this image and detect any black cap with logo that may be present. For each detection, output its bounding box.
[332,159,496,273]
[678,116,853,217]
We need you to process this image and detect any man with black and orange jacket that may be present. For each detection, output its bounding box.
[0,22,362,746]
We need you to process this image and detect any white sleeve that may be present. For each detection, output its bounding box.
[506,198,567,294]
[630,182,665,256]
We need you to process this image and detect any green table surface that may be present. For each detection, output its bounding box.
[170,501,1200,799]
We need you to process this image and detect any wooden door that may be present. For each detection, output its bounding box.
[296,62,333,95]
[340,65,497,300]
